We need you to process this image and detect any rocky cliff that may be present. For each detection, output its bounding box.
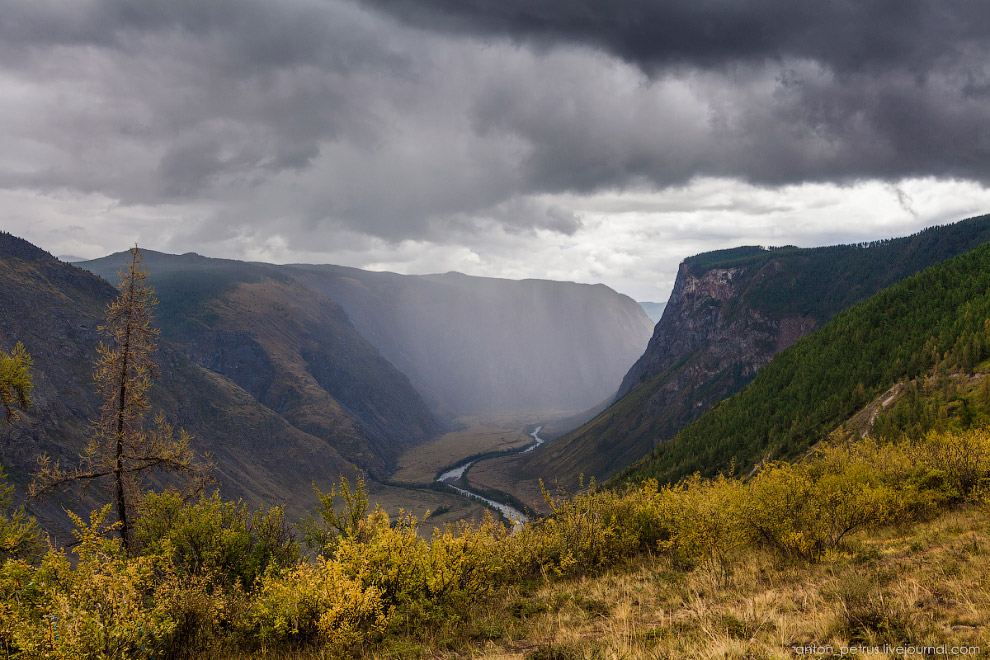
[618,261,816,403]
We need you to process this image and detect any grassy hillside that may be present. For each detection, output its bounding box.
[617,239,990,487]
[2,422,988,658]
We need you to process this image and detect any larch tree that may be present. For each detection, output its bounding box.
[0,343,42,560]
[32,246,210,553]
[0,342,33,424]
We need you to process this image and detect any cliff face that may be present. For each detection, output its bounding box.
[618,262,816,403]
[516,258,818,482]
[515,215,990,486]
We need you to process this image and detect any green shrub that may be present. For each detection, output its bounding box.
[301,474,370,557]
[0,465,43,563]
[134,490,299,588]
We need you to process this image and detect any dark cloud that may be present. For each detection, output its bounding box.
[357,0,990,76]
[358,0,990,187]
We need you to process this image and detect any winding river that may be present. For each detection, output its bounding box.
[436,426,545,530]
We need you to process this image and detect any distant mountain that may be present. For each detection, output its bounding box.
[79,251,438,477]
[638,302,666,324]
[284,265,654,417]
[0,234,361,533]
[618,239,990,485]
[513,215,990,484]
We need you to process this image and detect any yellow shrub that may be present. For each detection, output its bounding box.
[508,479,674,579]
[743,448,902,561]
[0,507,179,659]
[914,427,990,498]
[422,513,510,605]
[655,475,748,580]
[250,558,386,655]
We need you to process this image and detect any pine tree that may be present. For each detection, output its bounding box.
[0,342,33,424]
[32,246,210,552]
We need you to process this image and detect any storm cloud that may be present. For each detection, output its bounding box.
[2,0,990,300]
[362,0,990,185]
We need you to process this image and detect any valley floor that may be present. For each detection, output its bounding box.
[389,411,576,486]
[378,410,579,524]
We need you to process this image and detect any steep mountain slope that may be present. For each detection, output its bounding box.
[284,265,654,416]
[618,239,990,485]
[517,215,990,483]
[79,251,438,476]
[0,234,358,529]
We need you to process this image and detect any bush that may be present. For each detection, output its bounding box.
[134,490,299,589]
[742,448,902,561]
[332,508,509,628]
[511,480,661,578]
[249,559,387,654]
[301,474,370,557]
[0,507,175,658]
[914,427,990,498]
[0,465,43,563]
[655,474,748,580]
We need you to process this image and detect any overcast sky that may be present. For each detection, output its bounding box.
[4,1,990,301]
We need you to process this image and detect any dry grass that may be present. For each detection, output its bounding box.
[223,503,989,660]
[406,505,987,660]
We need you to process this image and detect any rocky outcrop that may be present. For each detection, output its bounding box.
[515,256,822,483]
[619,261,816,403]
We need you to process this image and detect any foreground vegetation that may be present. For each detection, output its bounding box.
[0,422,988,658]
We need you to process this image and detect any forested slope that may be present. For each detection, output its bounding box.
[618,239,990,485]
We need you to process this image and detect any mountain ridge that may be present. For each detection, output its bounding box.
[78,251,440,477]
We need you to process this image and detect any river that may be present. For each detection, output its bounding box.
[435,425,545,530]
